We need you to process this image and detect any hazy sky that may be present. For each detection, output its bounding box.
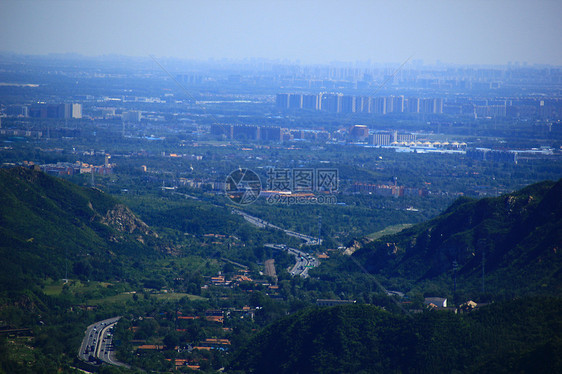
[1,0,561,65]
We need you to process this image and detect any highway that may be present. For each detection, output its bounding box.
[78,316,129,368]
[265,244,319,278]
[231,209,322,276]
[233,209,322,245]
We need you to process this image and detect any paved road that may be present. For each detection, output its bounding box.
[233,209,322,245]
[78,317,129,368]
[287,248,319,278]
[265,244,319,278]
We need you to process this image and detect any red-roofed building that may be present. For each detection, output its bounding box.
[137,345,163,350]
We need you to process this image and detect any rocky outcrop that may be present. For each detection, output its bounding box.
[101,204,158,238]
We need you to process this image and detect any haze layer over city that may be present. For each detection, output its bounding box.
[0,1,561,373]
[2,0,562,65]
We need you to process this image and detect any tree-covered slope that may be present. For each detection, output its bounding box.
[351,179,562,296]
[0,167,159,291]
[229,300,562,374]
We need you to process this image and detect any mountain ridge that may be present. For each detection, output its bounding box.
[352,179,562,296]
[0,166,161,289]
[229,299,562,373]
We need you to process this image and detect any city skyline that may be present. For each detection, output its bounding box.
[1,0,561,66]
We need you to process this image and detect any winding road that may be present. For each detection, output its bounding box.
[232,209,322,245]
[78,316,129,368]
[265,244,319,278]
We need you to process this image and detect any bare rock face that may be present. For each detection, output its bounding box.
[343,238,370,256]
[101,204,157,238]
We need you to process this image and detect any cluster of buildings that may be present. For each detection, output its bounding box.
[178,177,227,192]
[466,148,518,164]
[210,123,283,141]
[0,128,43,138]
[256,63,562,90]
[30,155,113,177]
[5,103,82,119]
[211,123,330,142]
[277,93,562,120]
[210,123,468,152]
[352,181,428,197]
[346,125,468,151]
[286,128,331,142]
[203,269,279,294]
[348,125,417,144]
[210,123,415,144]
[2,103,147,123]
[418,297,488,313]
[276,93,444,114]
[95,108,142,122]
[208,271,254,288]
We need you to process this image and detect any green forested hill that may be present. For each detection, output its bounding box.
[0,167,159,291]
[229,300,562,374]
[352,179,562,296]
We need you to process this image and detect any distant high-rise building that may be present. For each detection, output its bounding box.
[302,94,320,110]
[420,98,435,113]
[321,93,342,113]
[434,98,443,114]
[385,97,394,113]
[372,97,387,114]
[355,96,371,113]
[276,92,449,117]
[407,97,420,113]
[369,133,391,146]
[6,105,28,117]
[276,93,290,109]
[340,96,356,113]
[260,126,282,142]
[466,148,517,164]
[390,96,404,113]
[233,125,260,141]
[419,98,443,114]
[48,104,63,118]
[289,94,303,109]
[29,104,47,118]
[211,124,234,139]
[29,103,81,119]
[70,103,82,118]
